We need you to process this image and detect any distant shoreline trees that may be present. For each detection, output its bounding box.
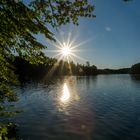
[13,57,140,83]
[130,63,140,74]
[13,57,98,82]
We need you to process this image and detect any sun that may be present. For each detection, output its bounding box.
[45,32,88,63]
[61,46,71,56]
[43,32,89,77]
[60,42,72,57]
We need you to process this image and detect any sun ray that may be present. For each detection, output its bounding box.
[43,32,92,81]
[52,53,62,58]
[43,55,64,80]
[70,53,87,61]
[68,61,73,75]
[45,32,91,66]
[67,32,71,47]
[60,60,65,74]
[47,40,62,49]
[70,38,91,49]
[54,37,64,48]
[44,50,60,53]
[69,55,75,62]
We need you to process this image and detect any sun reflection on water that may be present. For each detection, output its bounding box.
[60,83,70,102]
[58,80,93,139]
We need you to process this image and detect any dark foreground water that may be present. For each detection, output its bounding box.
[12,75,140,140]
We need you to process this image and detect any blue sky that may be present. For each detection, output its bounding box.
[37,0,140,69]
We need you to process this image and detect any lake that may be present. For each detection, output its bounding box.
[12,75,140,140]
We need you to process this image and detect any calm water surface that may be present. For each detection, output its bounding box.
[12,75,140,140]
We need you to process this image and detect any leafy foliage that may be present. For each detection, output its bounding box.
[0,0,95,62]
[0,0,95,138]
[0,122,17,140]
[0,0,95,99]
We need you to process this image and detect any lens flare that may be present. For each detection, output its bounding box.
[45,32,88,63]
[43,32,91,78]
[61,46,71,56]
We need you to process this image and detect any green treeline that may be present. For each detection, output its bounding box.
[13,57,140,82]
[13,57,98,81]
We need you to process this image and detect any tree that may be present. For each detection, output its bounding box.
[86,61,90,67]
[130,63,140,74]
[0,0,95,88]
[0,0,95,138]
[0,0,95,62]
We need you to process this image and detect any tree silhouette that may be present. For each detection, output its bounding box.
[130,63,140,74]
[0,0,95,138]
